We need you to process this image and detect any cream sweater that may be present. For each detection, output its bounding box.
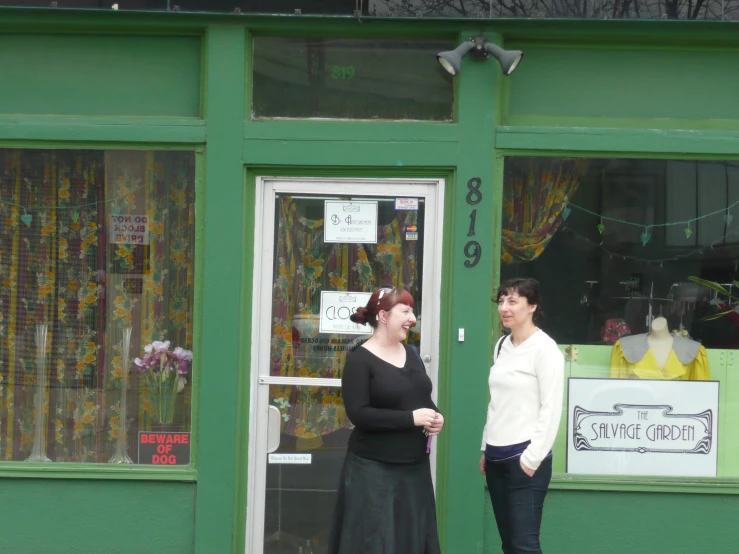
[481,330,565,471]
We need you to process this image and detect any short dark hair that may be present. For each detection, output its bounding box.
[495,278,543,324]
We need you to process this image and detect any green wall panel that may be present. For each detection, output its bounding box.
[486,489,739,553]
[194,25,246,554]
[505,46,739,123]
[0,34,201,117]
[0,479,195,554]
[437,29,498,554]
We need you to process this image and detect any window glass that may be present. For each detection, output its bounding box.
[252,37,454,121]
[1,0,736,19]
[0,149,195,464]
[370,0,739,19]
[500,156,738,479]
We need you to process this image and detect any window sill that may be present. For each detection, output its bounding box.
[550,474,739,495]
[0,462,197,481]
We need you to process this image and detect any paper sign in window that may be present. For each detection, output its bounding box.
[324,200,378,243]
[109,214,150,245]
[319,291,373,335]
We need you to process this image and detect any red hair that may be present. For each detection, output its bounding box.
[350,286,415,329]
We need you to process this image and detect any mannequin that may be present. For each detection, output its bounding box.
[646,317,673,370]
[609,317,710,381]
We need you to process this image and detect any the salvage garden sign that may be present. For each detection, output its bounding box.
[567,378,718,477]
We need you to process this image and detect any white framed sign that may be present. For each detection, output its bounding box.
[395,197,419,210]
[319,291,373,335]
[324,200,378,243]
[567,378,718,477]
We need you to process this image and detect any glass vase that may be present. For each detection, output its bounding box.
[25,324,51,463]
[109,327,133,464]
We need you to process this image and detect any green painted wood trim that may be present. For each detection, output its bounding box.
[187,150,206,470]
[490,154,505,293]
[0,463,196,481]
[437,29,500,554]
[194,25,247,554]
[242,166,452,178]
[243,140,458,167]
[244,30,253,121]
[496,126,739,155]
[0,116,206,144]
[232,167,255,554]
[550,477,739,495]
[244,120,458,142]
[503,116,739,132]
[433,170,456,551]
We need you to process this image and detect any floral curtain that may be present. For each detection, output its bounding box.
[270,196,420,447]
[501,159,587,264]
[0,149,194,463]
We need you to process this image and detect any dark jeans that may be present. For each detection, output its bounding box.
[485,456,553,554]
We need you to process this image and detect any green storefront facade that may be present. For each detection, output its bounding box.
[1,6,739,554]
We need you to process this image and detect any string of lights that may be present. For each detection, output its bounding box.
[560,225,739,265]
[565,197,738,245]
[0,184,144,226]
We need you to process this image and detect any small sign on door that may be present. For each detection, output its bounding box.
[319,291,373,335]
[269,453,312,464]
[395,198,419,211]
[324,200,378,244]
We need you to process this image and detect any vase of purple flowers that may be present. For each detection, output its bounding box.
[135,340,193,427]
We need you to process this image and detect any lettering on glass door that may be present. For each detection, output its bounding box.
[324,200,378,243]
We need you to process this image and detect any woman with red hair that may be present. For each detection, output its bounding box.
[328,285,444,554]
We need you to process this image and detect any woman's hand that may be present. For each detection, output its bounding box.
[424,412,444,436]
[520,459,535,477]
[412,408,437,427]
[479,453,486,475]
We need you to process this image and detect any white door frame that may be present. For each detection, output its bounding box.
[245,177,445,554]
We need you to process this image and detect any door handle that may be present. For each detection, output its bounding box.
[267,405,281,454]
[423,355,431,363]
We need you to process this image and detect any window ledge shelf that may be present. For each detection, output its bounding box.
[0,462,197,481]
[550,475,739,495]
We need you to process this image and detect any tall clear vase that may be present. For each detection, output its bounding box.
[25,324,51,463]
[109,327,133,464]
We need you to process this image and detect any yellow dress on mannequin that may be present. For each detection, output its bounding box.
[610,334,711,380]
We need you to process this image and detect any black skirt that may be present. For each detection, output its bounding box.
[328,451,441,554]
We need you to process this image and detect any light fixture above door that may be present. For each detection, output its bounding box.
[436,36,524,77]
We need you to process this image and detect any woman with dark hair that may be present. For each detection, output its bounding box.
[329,285,443,554]
[480,277,564,554]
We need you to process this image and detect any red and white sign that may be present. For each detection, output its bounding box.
[395,197,419,211]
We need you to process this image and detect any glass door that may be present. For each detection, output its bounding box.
[246,178,444,554]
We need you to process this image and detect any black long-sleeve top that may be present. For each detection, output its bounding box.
[342,344,439,464]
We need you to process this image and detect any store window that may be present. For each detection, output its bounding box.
[0,149,195,464]
[252,37,454,121]
[500,156,739,480]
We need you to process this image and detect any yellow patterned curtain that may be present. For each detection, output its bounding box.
[0,149,194,462]
[501,159,587,264]
[103,151,195,436]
